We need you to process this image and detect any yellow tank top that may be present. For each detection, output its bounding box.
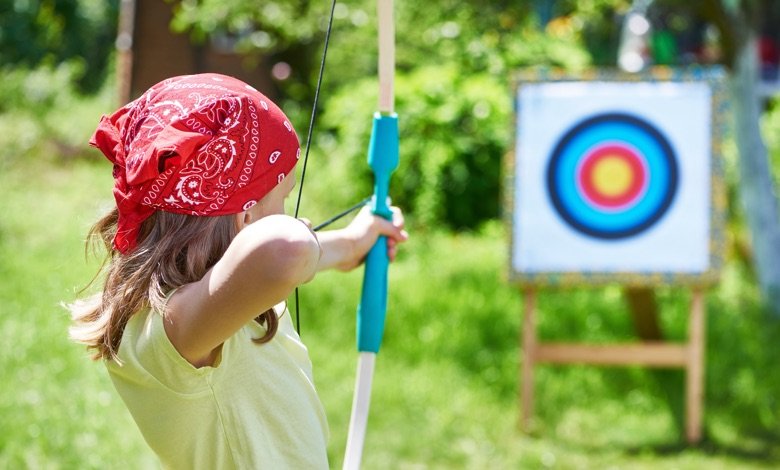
[106,304,329,469]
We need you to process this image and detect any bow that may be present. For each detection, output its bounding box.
[293,0,398,466]
[343,1,399,468]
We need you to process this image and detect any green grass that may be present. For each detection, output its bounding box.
[2,153,779,469]
[0,158,156,468]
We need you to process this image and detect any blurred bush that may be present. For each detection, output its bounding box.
[0,0,119,165]
[761,98,780,191]
[0,62,115,165]
[0,0,119,93]
[311,66,511,230]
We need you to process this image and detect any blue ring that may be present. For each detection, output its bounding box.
[546,113,678,239]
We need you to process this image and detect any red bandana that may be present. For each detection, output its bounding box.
[90,73,300,253]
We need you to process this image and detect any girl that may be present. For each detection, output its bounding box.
[69,73,407,468]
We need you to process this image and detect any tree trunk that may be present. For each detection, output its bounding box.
[731,35,780,316]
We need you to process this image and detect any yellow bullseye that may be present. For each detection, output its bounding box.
[591,155,634,197]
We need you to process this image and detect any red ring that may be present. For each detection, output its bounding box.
[578,144,647,209]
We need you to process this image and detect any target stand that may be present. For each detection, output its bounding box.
[519,287,706,443]
[508,68,727,444]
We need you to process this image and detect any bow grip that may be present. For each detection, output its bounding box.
[356,112,399,353]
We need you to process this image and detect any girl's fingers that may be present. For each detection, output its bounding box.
[387,238,399,262]
[380,221,408,244]
[376,209,408,242]
[347,205,407,263]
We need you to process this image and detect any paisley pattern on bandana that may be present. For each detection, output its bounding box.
[90,74,300,253]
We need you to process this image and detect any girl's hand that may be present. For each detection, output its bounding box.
[317,205,409,272]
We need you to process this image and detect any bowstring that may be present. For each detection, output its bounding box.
[313,197,371,232]
[293,0,338,336]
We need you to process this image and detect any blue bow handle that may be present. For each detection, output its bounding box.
[356,111,399,353]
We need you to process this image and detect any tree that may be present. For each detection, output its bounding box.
[699,0,780,316]
[619,0,780,316]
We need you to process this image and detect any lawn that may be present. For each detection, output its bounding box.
[1,152,779,468]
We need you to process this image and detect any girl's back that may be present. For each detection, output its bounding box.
[109,304,328,468]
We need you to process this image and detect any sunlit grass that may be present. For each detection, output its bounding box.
[0,158,156,468]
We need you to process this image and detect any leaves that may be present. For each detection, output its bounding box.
[0,0,119,92]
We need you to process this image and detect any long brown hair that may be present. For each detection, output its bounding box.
[69,208,278,361]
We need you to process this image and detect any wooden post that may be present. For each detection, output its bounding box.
[624,287,662,340]
[686,289,706,443]
[520,288,537,432]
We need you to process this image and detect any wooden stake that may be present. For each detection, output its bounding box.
[624,287,662,340]
[686,289,705,444]
[520,288,536,432]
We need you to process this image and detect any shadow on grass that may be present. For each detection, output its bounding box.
[620,433,780,463]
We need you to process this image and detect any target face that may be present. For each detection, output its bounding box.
[510,73,726,285]
[546,113,678,239]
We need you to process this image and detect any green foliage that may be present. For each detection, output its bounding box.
[169,0,334,104]
[0,0,119,92]
[171,0,325,46]
[0,62,115,166]
[760,98,780,192]
[390,1,591,74]
[564,0,632,65]
[311,66,511,229]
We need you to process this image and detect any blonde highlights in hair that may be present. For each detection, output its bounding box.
[69,209,278,361]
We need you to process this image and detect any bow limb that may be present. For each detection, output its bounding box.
[343,1,398,468]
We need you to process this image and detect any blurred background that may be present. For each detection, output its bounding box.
[1,0,779,468]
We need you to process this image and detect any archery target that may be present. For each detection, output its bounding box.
[511,79,716,281]
[547,113,678,239]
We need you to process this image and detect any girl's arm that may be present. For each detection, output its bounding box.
[164,214,320,367]
[316,206,408,272]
